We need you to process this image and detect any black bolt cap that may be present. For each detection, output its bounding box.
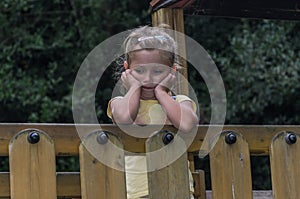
[97,131,109,144]
[285,133,297,145]
[225,132,237,145]
[27,131,40,144]
[162,132,174,145]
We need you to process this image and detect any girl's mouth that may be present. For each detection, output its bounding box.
[142,86,155,90]
[142,84,156,90]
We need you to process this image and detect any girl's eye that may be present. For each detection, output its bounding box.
[134,68,144,74]
[153,67,168,74]
[153,70,163,74]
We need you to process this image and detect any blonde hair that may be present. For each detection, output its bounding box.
[123,25,177,65]
[113,25,178,82]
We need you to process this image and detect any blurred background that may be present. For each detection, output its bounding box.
[1,0,299,190]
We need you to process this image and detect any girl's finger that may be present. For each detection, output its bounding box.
[125,69,131,74]
[121,71,126,82]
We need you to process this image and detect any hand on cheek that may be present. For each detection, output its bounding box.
[121,69,141,91]
[155,73,176,94]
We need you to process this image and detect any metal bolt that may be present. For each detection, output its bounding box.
[27,131,40,144]
[285,133,297,145]
[96,131,109,144]
[162,132,174,145]
[225,132,237,145]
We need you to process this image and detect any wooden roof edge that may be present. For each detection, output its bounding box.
[150,0,300,21]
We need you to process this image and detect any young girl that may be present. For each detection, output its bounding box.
[107,25,198,199]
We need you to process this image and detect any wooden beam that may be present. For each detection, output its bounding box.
[184,0,300,21]
[205,190,273,199]
[0,172,81,198]
[1,124,300,155]
[152,8,174,28]
[173,9,189,95]
[152,8,189,95]
[0,172,274,198]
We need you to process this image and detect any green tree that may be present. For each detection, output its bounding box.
[221,19,300,124]
[0,0,150,123]
[185,17,300,124]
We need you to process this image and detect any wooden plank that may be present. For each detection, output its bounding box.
[209,131,252,199]
[152,8,189,95]
[9,129,56,199]
[193,171,206,199]
[151,10,159,27]
[270,131,300,199]
[79,130,126,199]
[0,172,81,197]
[146,131,190,198]
[0,123,81,156]
[173,8,189,95]
[152,8,174,28]
[0,171,275,199]
[56,172,81,197]
[1,124,300,155]
[205,191,273,199]
[189,125,300,154]
[0,172,10,197]
[184,0,300,21]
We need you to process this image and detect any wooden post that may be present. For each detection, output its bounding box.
[79,130,126,199]
[173,9,189,95]
[192,170,206,199]
[209,131,252,199]
[152,8,189,95]
[270,131,300,198]
[146,131,190,198]
[9,129,57,199]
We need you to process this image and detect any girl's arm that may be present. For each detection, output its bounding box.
[155,74,198,133]
[110,70,141,124]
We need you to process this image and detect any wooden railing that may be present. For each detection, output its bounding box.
[0,124,300,198]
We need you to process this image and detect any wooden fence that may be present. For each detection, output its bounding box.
[0,124,299,198]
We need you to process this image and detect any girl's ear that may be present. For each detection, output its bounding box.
[172,65,177,73]
[170,65,176,75]
[123,61,129,69]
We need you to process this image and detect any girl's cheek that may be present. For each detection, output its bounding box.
[132,73,142,81]
[155,75,166,83]
[161,72,170,79]
[131,71,137,77]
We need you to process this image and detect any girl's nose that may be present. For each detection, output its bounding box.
[143,72,152,83]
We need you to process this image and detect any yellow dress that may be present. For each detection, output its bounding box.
[107,95,196,199]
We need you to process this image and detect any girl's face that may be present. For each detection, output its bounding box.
[126,49,174,99]
[128,49,174,92]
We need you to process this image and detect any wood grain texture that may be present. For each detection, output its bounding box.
[9,129,56,199]
[153,8,174,28]
[146,131,190,198]
[0,172,81,198]
[209,131,252,199]
[173,8,189,95]
[79,130,126,199]
[193,170,206,199]
[152,8,189,95]
[270,131,300,199]
[2,124,300,155]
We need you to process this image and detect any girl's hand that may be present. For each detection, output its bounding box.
[121,69,141,91]
[154,73,176,94]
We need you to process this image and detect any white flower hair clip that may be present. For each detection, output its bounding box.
[137,35,168,42]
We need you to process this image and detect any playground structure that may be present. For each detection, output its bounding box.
[1,1,300,198]
[1,124,300,198]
